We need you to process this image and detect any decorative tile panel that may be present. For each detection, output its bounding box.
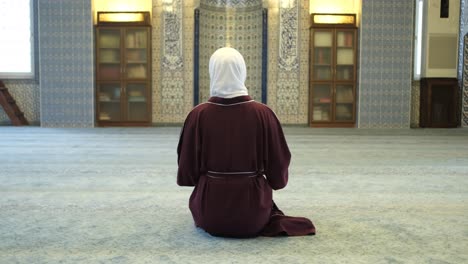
[461,1,468,127]
[266,2,279,114]
[278,4,298,71]
[198,0,263,103]
[298,0,310,124]
[152,0,195,123]
[202,0,260,8]
[463,34,468,127]
[410,81,420,128]
[459,0,467,83]
[38,0,94,127]
[272,0,309,124]
[358,0,413,128]
[163,0,183,70]
[0,80,40,125]
[151,0,308,124]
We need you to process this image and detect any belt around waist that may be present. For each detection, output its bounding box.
[206,170,263,178]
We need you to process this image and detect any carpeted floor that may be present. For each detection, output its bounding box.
[0,127,467,263]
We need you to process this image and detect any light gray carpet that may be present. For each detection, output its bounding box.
[0,127,467,263]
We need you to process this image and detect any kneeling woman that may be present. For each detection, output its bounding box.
[177,47,315,238]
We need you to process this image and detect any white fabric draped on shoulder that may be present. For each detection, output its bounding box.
[209,47,249,98]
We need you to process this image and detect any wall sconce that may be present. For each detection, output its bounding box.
[311,13,356,26]
[280,0,295,9]
[97,11,150,25]
[163,0,173,12]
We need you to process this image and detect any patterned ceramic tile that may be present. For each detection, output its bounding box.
[463,34,468,127]
[151,1,163,123]
[278,4,298,71]
[461,0,468,127]
[197,1,263,103]
[38,0,94,127]
[152,0,197,124]
[299,1,310,121]
[265,2,279,114]
[275,1,299,123]
[0,80,40,125]
[410,80,420,128]
[4,0,448,127]
[358,0,413,128]
[203,0,260,8]
[152,0,308,125]
[163,0,183,70]
[458,0,467,82]
[274,0,311,124]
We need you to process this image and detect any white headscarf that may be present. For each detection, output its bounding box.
[209,47,248,98]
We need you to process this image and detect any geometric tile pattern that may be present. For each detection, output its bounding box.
[198,0,263,103]
[203,0,260,8]
[38,0,94,127]
[265,1,280,114]
[462,0,468,127]
[297,1,310,124]
[463,34,468,127]
[161,0,186,118]
[459,0,467,82]
[149,0,310,124]
[267,0,309,124]
[152,0,195,124]
[358,0,413,128]
[163,0,183,70]
[410,81,420,128]
[278,4,298,71]
[151,1,163,123]
[275,2,300,122]
[4,0,454,127]
[0,80,40,125]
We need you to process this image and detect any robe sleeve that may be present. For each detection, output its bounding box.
[264,109,291,190]
[177,111,201,186]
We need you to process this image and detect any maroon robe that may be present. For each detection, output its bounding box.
[177,95,315,237]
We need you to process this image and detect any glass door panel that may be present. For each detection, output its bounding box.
[126,64,147,79]
[335,84,354,121]
[336,49,354,65]
[126,83,148,121]
[335,85,354,103]
[336,30,354,81]
[125,28,147,48]
[313,31,333,81]
[335,104,353,121]
[312,84,332,121]
[125,28,148,79]
[98,29,121,48]
[336,31,354,48]
[97,83,122,121]
[98,29,121,80]
[336,65,354,80]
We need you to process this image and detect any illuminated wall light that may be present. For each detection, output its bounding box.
[310,0,356,13]
[313,14,355,25]
[98,12,145,23]
[163,0,173,12]
[309,0,361,25]
[93,0,151,24]
[280,0,295,9]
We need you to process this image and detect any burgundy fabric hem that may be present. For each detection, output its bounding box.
[261,215,316,237]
